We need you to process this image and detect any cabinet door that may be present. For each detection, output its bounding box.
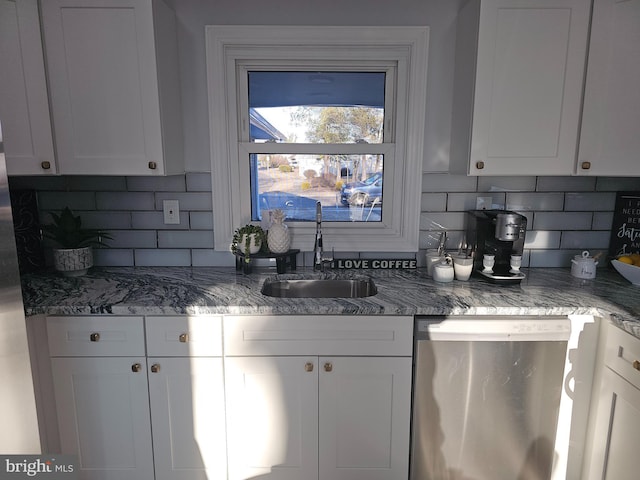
[148,357,227,480]
[468,0,590,175]
[318,357,411,480]
[225,356,319,480]
[0,0,56,175]
[51,357,154,480]
[585,368,640,480]
[39,0,177,175]
[577,0,640,176]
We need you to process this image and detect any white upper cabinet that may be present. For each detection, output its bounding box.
[40,0,184,175]
[0,0,56,175]
[450,0,591,176]
[577,0,640,176]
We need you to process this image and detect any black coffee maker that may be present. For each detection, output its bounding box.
[466,210,527,283]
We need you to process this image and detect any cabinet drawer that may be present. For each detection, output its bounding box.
[224,315,413,356]
[145,316,223,357]
[604,323,640,390]
[47,316,145,357]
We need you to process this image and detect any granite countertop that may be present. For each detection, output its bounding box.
[20,266,640,339]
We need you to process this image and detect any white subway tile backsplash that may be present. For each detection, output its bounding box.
[560,231,610,250]
[477,176,536,192]
[420,212,466,231]
[135,249,191,266]
[79,211,132,230]
[190,212,214,230]
[66,176,127,191]
[596,177,640,192]
[38,192,97,211]
[536,176,596,192]
[93,249,134,266]
[533,212,592,230]
[109,230,158,248]
[421,193,447,212]
[158,230,214,248]
[96,192,155,210]
[529,250,573,268]
[126,175,186,192]
[155,192,213,211]
[132,211,189,230]
[524,231,561,249]
[447,192,506,211]
[421,173,477,192]
[593,212,614,230]
[192,249,237,267]
[506,192,564,211]
[186,172,213,192]
[13,172,638,268]
[565,192,616,211]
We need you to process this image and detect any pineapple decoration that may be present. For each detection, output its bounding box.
[267,209,291,254]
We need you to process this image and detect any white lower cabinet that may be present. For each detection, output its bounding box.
[225,356,319,480]
[48,316,153,480]
[318,356,411,480]
[47,314,411,480]
[48,315,226,480]
[51,356,155,480]
[224,315,413,480]
[147,357,227,480]
[225,356,411,480]
[583,323,640,480]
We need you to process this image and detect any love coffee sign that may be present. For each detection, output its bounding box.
[609,192,640,258]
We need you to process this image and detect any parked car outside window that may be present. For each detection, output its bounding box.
[340,172,383,206]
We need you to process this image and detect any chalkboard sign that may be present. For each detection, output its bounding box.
[609,192,640,258]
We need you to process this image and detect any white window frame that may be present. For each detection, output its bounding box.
[206,25,429,252]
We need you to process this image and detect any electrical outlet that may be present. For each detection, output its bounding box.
[476,196,492,210]
[163,200,180,224]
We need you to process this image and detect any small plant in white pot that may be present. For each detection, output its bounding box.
[230,224,266,263]
[42,207,112,277]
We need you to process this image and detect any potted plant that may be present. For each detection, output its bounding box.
[42,207,112,276]
[231,224,266,263]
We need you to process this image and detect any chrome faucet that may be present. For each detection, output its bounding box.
[313,201,332,270]
[314,201,324,270]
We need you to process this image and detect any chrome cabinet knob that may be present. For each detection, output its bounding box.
[305,362,314,372]
[179,333,189,343]
[131,363,142,373]
[151,364,161,373]
[90,332,100,342]
[324,362,333,372]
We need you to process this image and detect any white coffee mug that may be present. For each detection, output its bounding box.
[510,254,522,273]
[452,255,473,281]
[482,254,495,273]
[426,250,443,277]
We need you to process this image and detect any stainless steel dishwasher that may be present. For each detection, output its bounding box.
[411,316,571,480]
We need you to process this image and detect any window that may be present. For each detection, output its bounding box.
[207,26,429,252]
[245,70,388,223]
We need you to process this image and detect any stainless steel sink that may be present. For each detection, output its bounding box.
[261,277,377,298]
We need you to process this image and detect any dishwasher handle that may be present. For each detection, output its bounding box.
[415,316,571,342]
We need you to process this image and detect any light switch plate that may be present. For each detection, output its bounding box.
[163,200,180,224]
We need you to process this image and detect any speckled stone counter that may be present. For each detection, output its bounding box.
[20,266,640,339]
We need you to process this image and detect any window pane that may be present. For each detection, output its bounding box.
[248,71,385,144]
[250,153,384,222]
